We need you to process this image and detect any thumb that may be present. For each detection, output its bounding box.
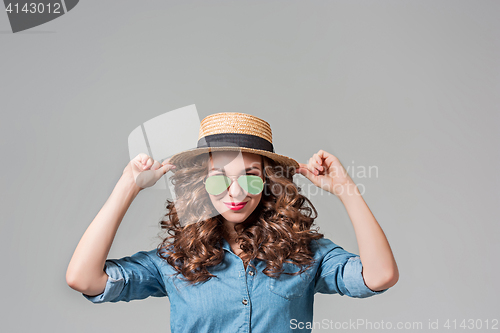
[159,164,168,175]
[159,163,175,175]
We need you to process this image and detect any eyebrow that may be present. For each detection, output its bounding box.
[210,166,261,172]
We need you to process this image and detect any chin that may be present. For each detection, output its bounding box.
[220,213,249,224]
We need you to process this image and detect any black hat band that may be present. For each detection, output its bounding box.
[197,133,275,153]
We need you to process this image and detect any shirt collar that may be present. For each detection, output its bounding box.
[221,237,232,252]
[221,238,265,254]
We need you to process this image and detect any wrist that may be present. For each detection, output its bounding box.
[117,174,142,197]
[335,180,361,202]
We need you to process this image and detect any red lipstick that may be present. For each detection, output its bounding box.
[224,202,248,211]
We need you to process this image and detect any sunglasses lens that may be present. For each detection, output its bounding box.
[205,175,231,195]
[238,175,264,195]
[205,175,264,195]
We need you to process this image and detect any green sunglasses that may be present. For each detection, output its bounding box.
[203,174,265,195]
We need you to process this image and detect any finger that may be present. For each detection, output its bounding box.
[142,157,149,168]
[143,157,154,169]
[313,154,323,171]
[300,164,318,180]
[296,163,306,175]
[162,163,176,174]
[151,160,161,171]
[307,157,319,175]
[157,163,176,176]
[307,157,316,175]
[309,157,321,174]
[136,153,148,163]
[297,162,305,175]
[161,158,177,171]
[134,153,148,165]
[318,150,338,165]
[319,150,345,176]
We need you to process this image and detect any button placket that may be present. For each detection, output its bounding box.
[242,262,256,310]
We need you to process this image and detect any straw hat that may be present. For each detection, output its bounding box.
[168,112,299,175]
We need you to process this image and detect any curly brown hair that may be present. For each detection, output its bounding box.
[155,152,325,286]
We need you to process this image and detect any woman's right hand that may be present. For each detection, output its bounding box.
[122,153,176,191]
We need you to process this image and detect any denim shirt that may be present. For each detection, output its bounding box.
[82,237,389,332]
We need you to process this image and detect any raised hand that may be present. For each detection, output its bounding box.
[296,149,355,197]
[122,153,176,191]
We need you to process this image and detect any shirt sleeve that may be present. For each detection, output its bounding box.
[313,238,389,298]
[82,249,168,303]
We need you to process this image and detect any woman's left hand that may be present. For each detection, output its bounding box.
[296,150,355,196]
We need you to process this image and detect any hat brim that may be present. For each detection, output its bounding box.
[168,147,299,175]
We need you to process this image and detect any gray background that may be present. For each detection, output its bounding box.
[1,1,498,332]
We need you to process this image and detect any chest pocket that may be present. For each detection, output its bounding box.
[268,262,311,300]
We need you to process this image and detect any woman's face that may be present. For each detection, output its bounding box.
[207,151,264,225]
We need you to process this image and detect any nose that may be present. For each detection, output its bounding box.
[228,177,246,199]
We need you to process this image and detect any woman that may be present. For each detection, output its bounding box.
[66,112,398,333]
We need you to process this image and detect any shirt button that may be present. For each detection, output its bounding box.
[242,299,248,305]
[248,271,254,276]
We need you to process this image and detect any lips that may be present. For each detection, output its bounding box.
[224,202,248,210]
[225,202,247,206]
